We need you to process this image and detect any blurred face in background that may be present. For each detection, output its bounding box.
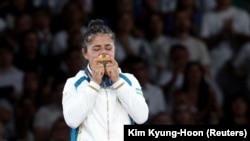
[23,31,39,55]
[65,49,84,76]
[169,45,189,71]
[174,11,192,33]
[186,63,203,85]
[144,0,159,12]
[15,14,32,35]
[131,61,149,87]
[149,14,164,36]
[173,102,193,125]
[0,47,13,69]
[151,112,173,125]
[117,13,134,33]
[116,0,134,14]
[33,10,51,30]
[23,71,40,93]
[231,96,248,116]
[12,0,26,11]
[216,0,232,7]
[177,0,195,9]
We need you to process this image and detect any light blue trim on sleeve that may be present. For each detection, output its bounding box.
[119,73,135,124]
[74,76,90,88]
[70,127,79,141]
[119,73,132,86]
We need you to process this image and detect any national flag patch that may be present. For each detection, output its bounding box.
[136,88,143,95]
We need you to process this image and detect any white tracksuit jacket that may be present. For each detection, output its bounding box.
[62,65,149,141]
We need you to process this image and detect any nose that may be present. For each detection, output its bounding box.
[99,51,109,56]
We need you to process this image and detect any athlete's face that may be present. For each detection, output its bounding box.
[82,33,115,66]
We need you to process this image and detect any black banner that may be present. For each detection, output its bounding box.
[124,125,250,141]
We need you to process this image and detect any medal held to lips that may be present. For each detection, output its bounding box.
[98,54,111,65]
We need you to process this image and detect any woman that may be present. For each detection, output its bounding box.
[172,61,222,124]
[62,19,149,141]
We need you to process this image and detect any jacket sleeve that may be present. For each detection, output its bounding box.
[113,74,149,124]
[62,78,100,129]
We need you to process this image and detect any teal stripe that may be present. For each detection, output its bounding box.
[119,73,132,86]
[70,127,79,141]
[74,76,90,88]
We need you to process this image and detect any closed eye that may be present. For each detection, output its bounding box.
[105,46,112,50]
[92,46,101,51]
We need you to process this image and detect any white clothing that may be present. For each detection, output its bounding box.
[157,69,224,113]
[232,42,250,93]
[0,66,24,95]
[0,18,6,32]
[195,0,216,12]
[200,6,250,78]
[148,35,171,81]
[143,83,168,119]
[157,37,211,69]
[52,26,87,55]
[200,6,250,37]
[158,0,177,13]
[33,104,62,129]
[115,36,153,64]
[33,0,93,14]
[62,65,149,141]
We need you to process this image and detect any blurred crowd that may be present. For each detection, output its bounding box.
[0,0,250,140]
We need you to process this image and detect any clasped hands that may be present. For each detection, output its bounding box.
[91,54,119,84]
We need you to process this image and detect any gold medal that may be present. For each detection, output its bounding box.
[98,54,111,65]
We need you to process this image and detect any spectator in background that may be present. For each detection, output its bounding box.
[121,56,167,121]
[51,0,87,56]
[136,0,161,27]
[0,38,24,97]
[219,92,250,125]
[57,47,86,78]
[67,30,84,51]
[165,0,203,35]
[0,99,16,140]
[48,116,69,141]
[32,6,53,56]
[32,0,68,15]
[195,0,216,13]
[145,12,171,82]
[172,61,222,124]
[18,69,43,108]
[0,17,7,33]
[172,101,196,125]
[199,0,250,79]
[157,44,189,112]
[115,0,134,16]
[14,69,42,139]
[0,117,7,141]
[113,12,153,69]
[231,42,250,95]
[15,96,35,141]
[158,0,177,14]
[149,111,173,125]
[4,0,33,30]
[6,13,32,53]
[112,0,137,33]
[13,29,52,75]
[157,9,211,76]
[33,78,65,141]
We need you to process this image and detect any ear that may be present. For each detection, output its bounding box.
[82,48,88,60]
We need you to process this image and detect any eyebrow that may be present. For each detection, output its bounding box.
[91,43,114,48]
